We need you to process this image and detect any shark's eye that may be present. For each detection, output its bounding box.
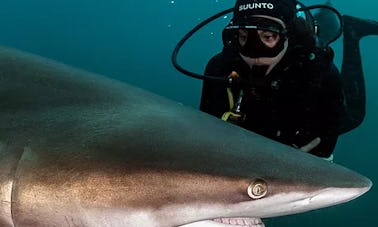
[247,179,268,199]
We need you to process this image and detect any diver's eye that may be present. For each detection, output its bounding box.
[238,29,248,46]
[257,30,281,48]
[247,179,268,199]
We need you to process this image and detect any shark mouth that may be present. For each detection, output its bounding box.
[212,217,265,227]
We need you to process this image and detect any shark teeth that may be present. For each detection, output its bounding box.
[212,217,265,227]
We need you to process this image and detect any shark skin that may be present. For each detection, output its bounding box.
[0,46,372,227]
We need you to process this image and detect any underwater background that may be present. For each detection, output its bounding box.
[0,0,376,226]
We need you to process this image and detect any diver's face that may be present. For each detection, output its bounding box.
[237,15,286,58]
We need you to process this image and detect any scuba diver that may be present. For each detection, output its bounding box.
[200,0,343,159]
[171,0,378,161]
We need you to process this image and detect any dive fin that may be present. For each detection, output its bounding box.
[339,15,378,134]
[343,15,378,40]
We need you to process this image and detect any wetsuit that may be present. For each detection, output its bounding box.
[200,46,344,158]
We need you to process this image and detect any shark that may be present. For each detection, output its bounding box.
[0,46,372,227]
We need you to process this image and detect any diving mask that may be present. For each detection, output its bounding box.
[223,16,288,58]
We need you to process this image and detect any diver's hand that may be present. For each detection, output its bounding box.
[298,138,334,162]
[299,137,321,153]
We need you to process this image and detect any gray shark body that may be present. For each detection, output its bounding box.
[0,47,372,227]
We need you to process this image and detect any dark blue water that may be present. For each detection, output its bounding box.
[0,0,376,226]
